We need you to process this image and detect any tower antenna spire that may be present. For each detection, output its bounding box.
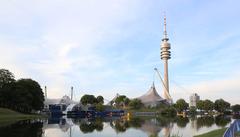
[163,12,168,40]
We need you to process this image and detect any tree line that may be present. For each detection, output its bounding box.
[0,69,44,113]
[174,98,240,115]
[80,94,144,110]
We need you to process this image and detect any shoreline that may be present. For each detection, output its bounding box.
[0,108,46,127]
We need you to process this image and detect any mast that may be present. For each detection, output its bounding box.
[44,86,47,98]
[71,86,73,100]
[160,14,172,103]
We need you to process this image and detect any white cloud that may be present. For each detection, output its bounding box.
[170,73,240,105]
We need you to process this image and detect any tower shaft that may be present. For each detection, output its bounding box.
[163,59,169,99]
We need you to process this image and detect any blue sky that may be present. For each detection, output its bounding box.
[0,0,240,104]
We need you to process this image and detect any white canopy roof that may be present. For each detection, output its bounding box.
[137,83,165,105]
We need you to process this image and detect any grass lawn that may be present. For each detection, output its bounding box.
[194,128,227,137]
[0,108,45,127]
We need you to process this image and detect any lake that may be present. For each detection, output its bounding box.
[0,115,235,137]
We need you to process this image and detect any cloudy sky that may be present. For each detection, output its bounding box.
[0,0,240,104]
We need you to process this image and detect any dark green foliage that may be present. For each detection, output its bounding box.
[112,119,129,133]
[14,79,44,113]
[176,116,189,128]
[203,99,214,112]
[0,69,44,113]
[189,106,197,116]
[80,94,97,105]
[96,95,104,104]
[214,99,230,113]
[0,69,15,88]
[0,120,43,137]
[196,100,204,111]
[215,115,231,127]
[196,116,214,129]
[161,106,177,117]
[128,99,143,109]
[115,95,130,107]
[197,100,214,113]
[174,99,188,112]
[231,104,240,113]
[79,118,104,133]
[95,103,105,112]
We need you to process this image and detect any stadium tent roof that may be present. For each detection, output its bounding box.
[137,83,165,106]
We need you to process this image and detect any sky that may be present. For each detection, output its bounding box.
[0,0,240,104]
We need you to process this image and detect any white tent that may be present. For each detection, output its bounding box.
[137,83,165,107]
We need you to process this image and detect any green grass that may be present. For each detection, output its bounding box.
[194,128,227,137]
[0,108,45,126]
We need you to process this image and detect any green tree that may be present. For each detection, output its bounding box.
[197,100,204,111]
[174,99,188,112]
[0,69,16,107]
[14,79,44,113]
[214,99,230,113]
[189,106,197,116]
[80,94,97,105]
[115,95,129,107]
[128,99,143,109]
[95,103,105,112]
[0,69,15,88]
[161,106,177,117]
[231,104,240,113]
[203,99,214,113]
[96,95,104,104]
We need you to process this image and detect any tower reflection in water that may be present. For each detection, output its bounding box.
[0,116,232,137]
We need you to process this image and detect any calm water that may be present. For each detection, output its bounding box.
[0,115,235,137]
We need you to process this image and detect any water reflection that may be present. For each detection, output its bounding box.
[0,115,234,137]
[0,120,43,137]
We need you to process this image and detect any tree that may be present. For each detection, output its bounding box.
[197,100,204,111]
[129,99,143,109]
[161,106,177,117]
[0,69,16,107]
[0,69,15,88]
[203,99,214,113]
[189,106,197,116]
[115,95,129,107]
[80,95,97,105]
[96,103,105,112]
[214,99,230,113]
[174,99,188,112]
[14,79,44,113]
[96,95,104,104]
[231,104,240,114]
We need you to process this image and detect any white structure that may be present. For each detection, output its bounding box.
[44,95,77,109]
[161,15,172,103]
[137,83,165,107]
[189,93,200,107]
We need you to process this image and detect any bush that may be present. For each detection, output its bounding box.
[161,106,177,117]
[129,99,143,109]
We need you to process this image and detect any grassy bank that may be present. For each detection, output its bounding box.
[194,128,227,137]
[0,108,45,126]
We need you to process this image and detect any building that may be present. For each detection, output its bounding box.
[137,83,165,107]
[189,93,200,107]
